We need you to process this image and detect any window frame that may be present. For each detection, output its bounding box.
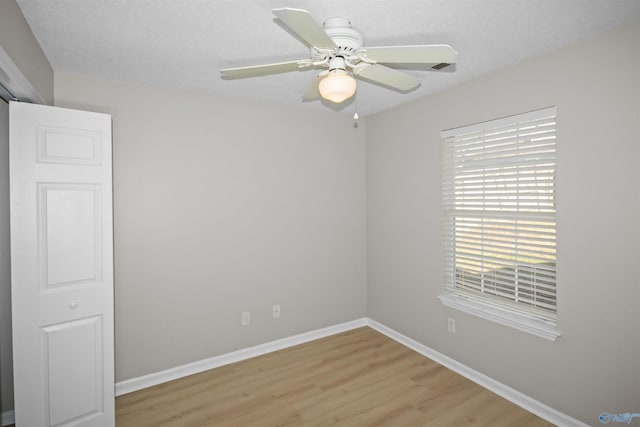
[440,107,560,341]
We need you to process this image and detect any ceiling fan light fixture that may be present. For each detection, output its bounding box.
[319,69,357,103]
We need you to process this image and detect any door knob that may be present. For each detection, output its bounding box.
[69,301,79,309]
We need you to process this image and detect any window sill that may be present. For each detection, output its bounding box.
[438,293,561,341]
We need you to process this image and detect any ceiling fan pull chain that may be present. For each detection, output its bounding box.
[354,93,359,121]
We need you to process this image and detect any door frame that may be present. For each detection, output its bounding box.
[0,43,47,427]
[0,45,46,104]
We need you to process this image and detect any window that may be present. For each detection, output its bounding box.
[440,107,559,340]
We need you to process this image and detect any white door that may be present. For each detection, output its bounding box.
[10,101,114,427]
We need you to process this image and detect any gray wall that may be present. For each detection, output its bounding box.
[366,21,640,425]
[0,0,54,105]
[0,100,12,421]
[55,74,368,381]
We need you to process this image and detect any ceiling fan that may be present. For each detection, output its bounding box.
[220,8,458,104]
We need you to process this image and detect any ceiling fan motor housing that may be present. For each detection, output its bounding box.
[311,16,363,61]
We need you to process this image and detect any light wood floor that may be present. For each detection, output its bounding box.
[116,327,553,426]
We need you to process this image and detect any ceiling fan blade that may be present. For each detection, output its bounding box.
[358,44,458,64]
[354,64,421,92]
[302,75,322,102]
[273,8,336,49]
[220,60,312,79]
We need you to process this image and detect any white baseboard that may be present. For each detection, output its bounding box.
[1,409,15,426]
[116,317,586,427]
[115,318,368,396]
[367,319,588,427]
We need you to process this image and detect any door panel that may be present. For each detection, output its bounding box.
[10,101,114,427]
[40,183,102,289]
[37,125,101,165]
[44,316,104,426]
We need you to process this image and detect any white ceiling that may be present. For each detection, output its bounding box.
[16,0,640,117]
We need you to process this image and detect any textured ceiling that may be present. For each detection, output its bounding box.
[16,0,640,117]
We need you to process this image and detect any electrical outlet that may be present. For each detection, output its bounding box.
[272,304,281,318]
[447,317,456,334]
[241,311,250,326]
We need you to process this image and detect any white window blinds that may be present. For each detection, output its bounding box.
[441,107,557,323]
